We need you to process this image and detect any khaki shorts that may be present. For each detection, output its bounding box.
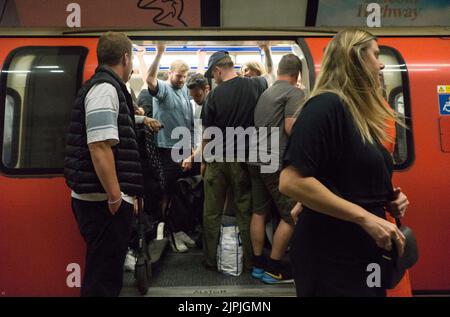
[247,164,295,225]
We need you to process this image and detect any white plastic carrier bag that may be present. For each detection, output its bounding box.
[217,223,243,276]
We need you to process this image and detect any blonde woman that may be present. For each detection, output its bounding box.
[241,42,276,85]
[280,29,408,297]
[241,60,266,77]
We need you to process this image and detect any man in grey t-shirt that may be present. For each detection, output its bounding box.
[249,54,305,284]
[254,76,305,170]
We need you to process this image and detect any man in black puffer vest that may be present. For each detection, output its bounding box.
[64,32,146,297]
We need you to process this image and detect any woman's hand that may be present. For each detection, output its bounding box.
[358,213,406,257]
[279,166,406,256]
[388,187,409,219]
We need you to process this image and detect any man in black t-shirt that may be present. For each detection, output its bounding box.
[201,51,267,271]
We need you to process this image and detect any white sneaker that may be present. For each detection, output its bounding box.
[170,235,188,253]
[174,231,196,248]
[124,250,136,271]
[156,222,165,240]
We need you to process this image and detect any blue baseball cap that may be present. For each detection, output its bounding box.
[204,51,229,78]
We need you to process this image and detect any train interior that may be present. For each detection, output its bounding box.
[118,40,310,296]
[127,40,311,96]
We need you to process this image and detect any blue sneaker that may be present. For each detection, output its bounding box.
[262,271,294,284]
[251,267,264,279]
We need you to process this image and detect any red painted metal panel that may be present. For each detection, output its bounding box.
[0,38,98,296]
[439,117,450,153]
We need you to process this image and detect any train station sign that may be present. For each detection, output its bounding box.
[0,0,449,29]
[0,0,201,28]
[316,0,450,27]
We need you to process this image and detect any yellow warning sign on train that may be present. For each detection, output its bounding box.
[437,85,450,94]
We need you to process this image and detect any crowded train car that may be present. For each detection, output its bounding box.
[0,29,449,296]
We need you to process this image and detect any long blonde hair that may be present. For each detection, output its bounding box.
[243,61,266,76]
[310,29,398,145]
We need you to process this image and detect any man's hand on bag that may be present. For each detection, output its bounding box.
[143,117,163,132]
[388,187,409,219]
[182,156,193,172]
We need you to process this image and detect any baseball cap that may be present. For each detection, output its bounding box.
[204,51,229,78]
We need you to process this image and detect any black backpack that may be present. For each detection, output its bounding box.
[165,176,203,234]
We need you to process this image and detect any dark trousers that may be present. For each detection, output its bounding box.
[71,198,133,297]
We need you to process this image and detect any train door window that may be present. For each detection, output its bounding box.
[0,46,87,175]
[380,46,413,169]
[2,88,21,167]
[128,41,312,101]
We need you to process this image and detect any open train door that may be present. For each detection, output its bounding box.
[0,36,98,296]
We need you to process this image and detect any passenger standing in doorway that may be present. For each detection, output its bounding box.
[249,54,305,284]
[280,29,406,297]
[65,32,150,296]
[146,43,194,219]
[201,51,267,270]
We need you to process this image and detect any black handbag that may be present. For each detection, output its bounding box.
[381,222,419,289]
[321,178,419,289]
